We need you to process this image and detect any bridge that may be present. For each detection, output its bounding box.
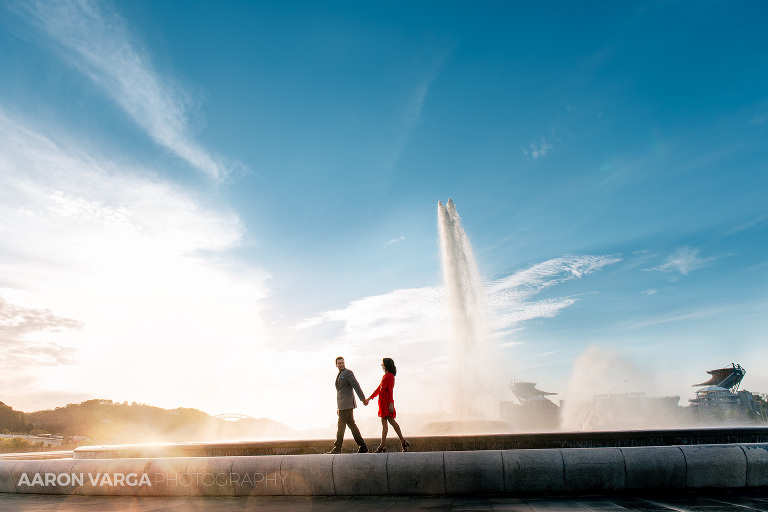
[214,413,255,421]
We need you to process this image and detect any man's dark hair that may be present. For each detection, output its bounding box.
[335,356,344,363]
[382,357,397,376]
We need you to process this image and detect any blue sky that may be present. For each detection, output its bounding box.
[0,1,766,431]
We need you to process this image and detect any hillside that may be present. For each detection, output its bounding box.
[0,401,32,434]
[2,399,293,446]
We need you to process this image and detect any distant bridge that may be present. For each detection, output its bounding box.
[215,413,256,422]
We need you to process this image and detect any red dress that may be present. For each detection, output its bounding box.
[368,372,396,418]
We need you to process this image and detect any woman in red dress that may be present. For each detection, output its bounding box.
[368,357,410,452]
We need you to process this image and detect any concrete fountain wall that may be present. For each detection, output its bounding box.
[2,442,768,496]
[69,428,768,459]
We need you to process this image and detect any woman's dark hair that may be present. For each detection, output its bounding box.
[382,358,397,376]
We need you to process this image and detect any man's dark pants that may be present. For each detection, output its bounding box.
[335,408,365,449]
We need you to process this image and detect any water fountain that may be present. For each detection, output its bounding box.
[4,201,767,498]
[437,199,488,421]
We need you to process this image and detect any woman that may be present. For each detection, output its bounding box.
[368,357,410,452]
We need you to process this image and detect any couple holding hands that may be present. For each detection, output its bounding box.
[327,356,410,454]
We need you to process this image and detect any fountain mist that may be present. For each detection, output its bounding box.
[437,199,492,421]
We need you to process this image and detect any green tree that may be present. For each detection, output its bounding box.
[0,402,32,433]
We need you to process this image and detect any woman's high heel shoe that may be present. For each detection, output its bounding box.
[374,445,387,453]
[401,440,410,452]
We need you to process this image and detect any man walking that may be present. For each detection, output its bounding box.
[327,356,369,454]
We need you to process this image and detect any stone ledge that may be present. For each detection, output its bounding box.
[2,443,766,497]
[72,427,768,459]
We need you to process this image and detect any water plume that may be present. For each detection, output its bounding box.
[437,199,495,421]
[560,346,686,431]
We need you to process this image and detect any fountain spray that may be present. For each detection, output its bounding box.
[437,199,489,421]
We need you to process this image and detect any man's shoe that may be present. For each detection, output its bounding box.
[358,445,369,453]
[325,447,342,454]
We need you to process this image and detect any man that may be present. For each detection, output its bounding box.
[327,356,369,454]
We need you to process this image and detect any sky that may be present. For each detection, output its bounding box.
[0,1,767,432]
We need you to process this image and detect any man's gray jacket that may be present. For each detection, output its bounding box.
[336,368,365,410]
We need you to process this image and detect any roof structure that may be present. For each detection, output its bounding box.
[510,381,557,402]
[692,363,746,393]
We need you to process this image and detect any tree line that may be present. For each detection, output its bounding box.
[0,399,289,452]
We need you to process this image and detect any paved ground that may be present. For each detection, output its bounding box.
[3,491,768,511]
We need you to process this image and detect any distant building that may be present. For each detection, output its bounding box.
[498,364,765,432]
[499,381,560,431]
[689,363,762,423]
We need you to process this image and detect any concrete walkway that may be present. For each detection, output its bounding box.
[2,491,768,511]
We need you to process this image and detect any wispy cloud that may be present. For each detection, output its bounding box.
[296,254,620,344]
[646,247,716,275]
[723,214,768,235]
[371,46,451,196]
[0,297,83,339]
[0,297,82,370]
[295,287,445,343]
[487,255,621,295]
[398,49,450,145]
[8,0,231,180]
[385,236,405,247]
[524,138,553,159]
[486,255,620,330]
[624,306,731,330]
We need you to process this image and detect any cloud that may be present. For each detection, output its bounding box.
[297,254,621,344]
[624,305,730,330]
[292,253,619,425]
[723,214,768,235]
[369,46,451,200]
[750,115,767,125]
[0,296,83,339]
[487,255,621,295]
[641,289,658,296]
[0,106,243,245]
[0,107,273,415]
[486,255,620,330]
[0,296,82,370]
[524,138,553,159]
[385,236,405,247]
[295,286,446,344]
[399,48,451,142]
[647,247,715,275]
[7,0,232,180]
[0,295,83,411]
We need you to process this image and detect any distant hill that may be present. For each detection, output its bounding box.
[0,401,32,434]
[3,399,292,445]
[178,416,294,442]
